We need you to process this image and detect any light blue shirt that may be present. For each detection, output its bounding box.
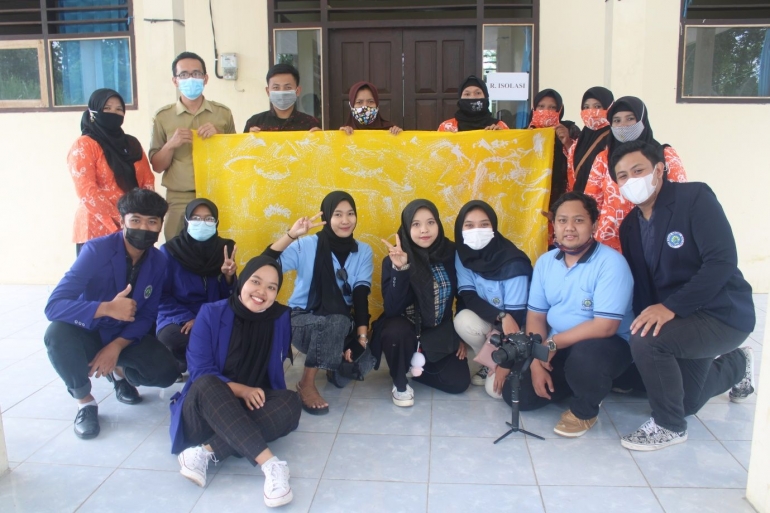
[277,234,374,310]
[527,242,634,341]
[455,253,529,311]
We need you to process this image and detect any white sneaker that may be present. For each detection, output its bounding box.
[392,384,415,407]
[178,445,218,487]
[262,457,293,508]
[485,372,503,399]
[471,366,488,386]
[621,418,688,451]
[730,346,755,403]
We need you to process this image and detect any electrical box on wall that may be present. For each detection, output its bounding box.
[221,53,238,80]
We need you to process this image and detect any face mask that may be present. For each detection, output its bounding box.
[462,228,495,250]
[530,109,560,128]
[620,171,659,205]
[90,110,124,130]
[187,221,217,241]
[351,105,378,125]
[580,108,609,130]
[178,78,205,100]
[458,98,489,115]
[124,228,159,251]
[611,119,645,142]
[269,90,298,111]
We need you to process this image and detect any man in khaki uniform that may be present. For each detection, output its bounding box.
[149,51,236,240]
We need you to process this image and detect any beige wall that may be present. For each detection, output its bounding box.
[0,0,768,292]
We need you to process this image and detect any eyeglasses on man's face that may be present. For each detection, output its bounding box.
[176,71,205,80]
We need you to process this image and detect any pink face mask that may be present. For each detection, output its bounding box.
[580,108,609,130]
[530,109,560,128]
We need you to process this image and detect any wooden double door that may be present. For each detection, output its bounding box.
[329,27,477,131]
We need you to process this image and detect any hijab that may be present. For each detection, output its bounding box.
[397,200,456,327]
[529,89,569,209]
[80,88,143,193]
[164,198,235,277]
[607,96,661,182]
[454,200,532,281]
[453,75,499,131]
[572,86,614,193]
[342,81,395,130]
[227,256,289,389]
[306,191,360,316]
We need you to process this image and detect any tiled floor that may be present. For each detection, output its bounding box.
[0,284,764,513]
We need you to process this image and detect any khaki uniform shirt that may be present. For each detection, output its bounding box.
[149,97,236,192]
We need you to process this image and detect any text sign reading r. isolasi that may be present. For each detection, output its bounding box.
[193,129,553,316]
[486,72,530,101]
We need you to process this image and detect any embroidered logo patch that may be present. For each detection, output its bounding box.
[667,231,685,249]
[144,285,152,299]
[492,297,501,306]
[581,298,593,311]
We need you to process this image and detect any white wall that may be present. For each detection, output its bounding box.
[0,0,767,292]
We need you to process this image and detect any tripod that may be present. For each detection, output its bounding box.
[493,357,544,443]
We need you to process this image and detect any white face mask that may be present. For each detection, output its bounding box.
[620,172,659,205]
[269,90,298,111]
[462,228,495,250]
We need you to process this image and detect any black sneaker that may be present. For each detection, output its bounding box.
[729,347,755,403]
[74,405,100,439]
[107,373,143,405]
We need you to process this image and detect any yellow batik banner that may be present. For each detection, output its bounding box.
[193,129,554,315]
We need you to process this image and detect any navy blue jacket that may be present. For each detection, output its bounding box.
[619,180,754,333]
[168,299,291,454]
[156,245,233,333]
[45,232,167,344]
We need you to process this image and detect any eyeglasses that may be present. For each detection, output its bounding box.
[336,268,352,296]
[176,71,205,79]
[187,216,217,226]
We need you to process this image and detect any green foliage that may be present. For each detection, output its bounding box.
[0,48,41,101]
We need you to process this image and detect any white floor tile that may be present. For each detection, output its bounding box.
[654,487,755,513]
[311,479,427,513]
[540,486,663,513]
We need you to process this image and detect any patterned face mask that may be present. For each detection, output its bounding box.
[350,105,378,125]
[530,109,560,128]
[580,108,609,130]
[611,120,645,142]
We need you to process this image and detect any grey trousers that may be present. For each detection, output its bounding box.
[290,310,352,370]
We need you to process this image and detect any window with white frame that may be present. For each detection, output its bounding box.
[0,0,135,110]
[679,0,770,102]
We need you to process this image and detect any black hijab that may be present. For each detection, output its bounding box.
[454,200,532,281]
[397,200,456,327]
[80,88,143,193]
[227,256,289,389]
[453,75,499,131]
[306,191,359,316]
[572,87,614,193]
[165,198,235,277]
[529,89,569,209]
[607,96,661,182]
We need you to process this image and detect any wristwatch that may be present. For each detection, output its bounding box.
[497,311,507,322]
[358,333,369,345]
[546,337,557,352]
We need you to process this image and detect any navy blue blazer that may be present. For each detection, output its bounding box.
[45,232,167,344]
[619,180,754,333]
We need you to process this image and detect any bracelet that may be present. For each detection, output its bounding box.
[286,230,297,240]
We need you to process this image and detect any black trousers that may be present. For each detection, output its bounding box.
[503,336,633,420]
[379,316,470,394]
[181,375,302,463]
[157,324,190,373]
[44,321,179,400]
[630,311,749,432]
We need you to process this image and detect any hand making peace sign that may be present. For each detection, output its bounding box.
[381,234,409,269]
[222,245,238,284]
[287,212,326,239]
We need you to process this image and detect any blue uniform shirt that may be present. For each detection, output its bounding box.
[527,241,634,341]
[455,253,529,312]
[277,235,374,310]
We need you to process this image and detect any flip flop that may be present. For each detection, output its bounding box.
[296,382,329,416]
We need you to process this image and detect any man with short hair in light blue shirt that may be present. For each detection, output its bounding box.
[505,191,635,438]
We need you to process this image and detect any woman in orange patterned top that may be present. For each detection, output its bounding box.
[438,75,508,132]
[567,86,614,194]
[68,88,155,254]
[584,96,686,252]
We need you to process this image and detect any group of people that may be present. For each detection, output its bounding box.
[50,50,756,508]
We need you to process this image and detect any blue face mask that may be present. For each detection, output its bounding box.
[187,220,217,241]
[178,78,205,100]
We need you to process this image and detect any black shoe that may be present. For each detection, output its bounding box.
[108,373,143,405]
[74,405,100,439]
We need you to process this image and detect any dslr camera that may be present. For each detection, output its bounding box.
[489,331,549,366]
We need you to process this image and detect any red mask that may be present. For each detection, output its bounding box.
[580,108,609,130]
[530,109,560,128]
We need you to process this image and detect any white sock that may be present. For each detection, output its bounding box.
[261,456,279,471]
[78,399,97,410]
[112,373,125,381]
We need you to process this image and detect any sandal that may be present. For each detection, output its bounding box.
[296,381,329,416]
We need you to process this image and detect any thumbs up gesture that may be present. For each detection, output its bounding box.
[109,284,137,322]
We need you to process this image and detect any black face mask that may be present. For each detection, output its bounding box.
[125,228,159,251]
[93,111,125,131]
[457,98,490,115]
